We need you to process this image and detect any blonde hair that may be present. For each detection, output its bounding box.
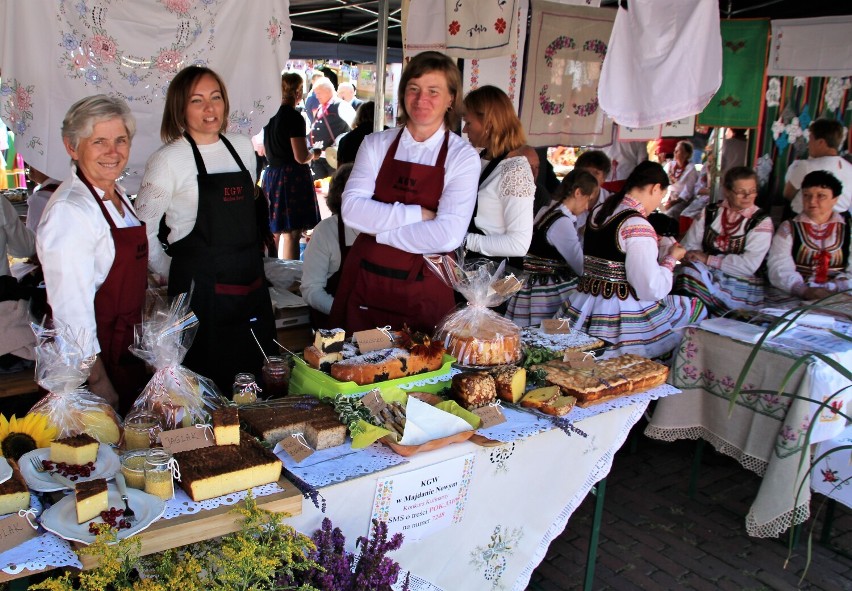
[463,85,525,157]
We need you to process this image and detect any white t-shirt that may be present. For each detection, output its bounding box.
[785,155,852,214]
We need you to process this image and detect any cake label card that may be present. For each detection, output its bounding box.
[563,351,597,369]
[0,512,38,554]
[361,388,390,418]
[279,434,315,463]
[541,318,571,334]
[371,453,476,542]
[160,426,215,454]
[473,405,506,429]
[491,275,522,297]
[354,328,395,353]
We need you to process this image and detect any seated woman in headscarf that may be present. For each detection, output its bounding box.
[558,161,706,359]
[673,166,773,316]
[768,170,851,300]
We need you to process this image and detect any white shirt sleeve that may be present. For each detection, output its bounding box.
[619,216,673,301]
[465,157,535,258]
[341,127,480,254]
[681,208,705,251]
[767,221,805,295]
[300,216,342,315]
[716,217,773,277]
[135,147,176,278]
[546,211,583,276]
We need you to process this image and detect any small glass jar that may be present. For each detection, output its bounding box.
[124,411,161,450]
[233,372,259,405]
[262,356,290,398]
[144,448,174,500]
[120,449,148,490]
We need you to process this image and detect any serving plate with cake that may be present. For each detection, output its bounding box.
[0,457,12,485]
[0,461,30,517]
[40,483,165,544]
[19,444,120,492]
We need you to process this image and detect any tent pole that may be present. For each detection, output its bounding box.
[374,0,389,131]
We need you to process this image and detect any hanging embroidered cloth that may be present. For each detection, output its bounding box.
[520,1,615,147]
[461,0,529,112]
[767,16,852,77]
[598,0,722,128]
[403,0,447,60]
[444,0,519,59]
[0,0,292,193]
[698,19,769,128]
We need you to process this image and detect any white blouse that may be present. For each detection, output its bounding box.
[465,155,535,258]
[341,126,480,254]
[545,204,583,276]
[300,215,360,315]
[135,133,258,278]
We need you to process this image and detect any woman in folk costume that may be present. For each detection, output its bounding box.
[506,169,598,327]
[329,52,480,333]
[673,166,773,316]
[660,140,700,219]
[38,95,148,414]
[768,170,852,299]
[558,161,706,359]
[135,66,276,395]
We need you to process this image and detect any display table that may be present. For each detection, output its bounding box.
[284,401,649,591]
[645,327,851,538]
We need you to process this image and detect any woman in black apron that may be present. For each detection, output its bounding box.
[135,67,276,395]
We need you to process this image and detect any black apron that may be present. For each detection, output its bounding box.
[166,133,276,394]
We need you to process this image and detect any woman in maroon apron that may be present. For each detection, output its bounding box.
[37,95,148,415]
[136,67,276,395]
[329,52,481,334]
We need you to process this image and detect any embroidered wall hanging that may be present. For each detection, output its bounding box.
[445,0,520,59]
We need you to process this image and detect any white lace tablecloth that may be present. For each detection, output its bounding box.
[162,482,288,520]
[276,441,409,489]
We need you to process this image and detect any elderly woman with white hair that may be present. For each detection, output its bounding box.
[307,76,355,179]
[37,94,148,413]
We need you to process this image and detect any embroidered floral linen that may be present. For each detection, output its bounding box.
[0,0,291,193]
[444,0,519,59]
[767,16,852,77]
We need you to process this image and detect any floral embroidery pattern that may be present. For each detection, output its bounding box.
[56,0,218,105]
[544,35,575,68]
[539,85,563,115]
[470,525,524,590]
[582,38,607,58]
[494,17,507,35]
[0,79,35,136]
[765,77,781,108]
[619,224,657,240]
[469,59,480,90]
[267,15,286,45]
[488,442,515,474]
[572,96,599,117]
[449,21,461,36]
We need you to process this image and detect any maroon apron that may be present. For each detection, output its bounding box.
[80,172,149,416]
[329,128,455,333]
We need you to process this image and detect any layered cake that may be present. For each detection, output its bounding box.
[520,326,604,353]
[51,433,99,465]
[330,347,443,385]
[0,463,30,516]
[174,436,282,501]
[304,345,343,372]
[75,478,108,523]
[240,397,344,448]
[212,407,240,446]
[314,328,346,353]
[452,372,497,410]
[531,354,668,406]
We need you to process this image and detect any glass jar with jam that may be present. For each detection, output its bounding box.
[120,449,148,490]
[232,372,259,405]
[144,448,175,500]
[124,411,162,450]
[261,356,290,398]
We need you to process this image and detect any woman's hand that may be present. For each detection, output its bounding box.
[803,286,836,301]
[421,207,436,221]
[87,356,119,410]
[684,250,708,264]
[668,243,687,261]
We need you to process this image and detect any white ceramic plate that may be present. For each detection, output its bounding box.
[0,457,12,485]
[40,484,165,545]
[19,446,120,492]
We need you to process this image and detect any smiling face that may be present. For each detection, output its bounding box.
[64,117,130,193]
[184,73,225,144]
[802,185,838,224]
[725,178,758,211]
[403,71,454,139]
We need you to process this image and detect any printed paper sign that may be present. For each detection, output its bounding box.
[0,512,38,554]
[160,426,215,454]
[372,453,476,542]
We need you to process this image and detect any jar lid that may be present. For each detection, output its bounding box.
[234,372,256,382]
[266,356,286,364]
[145,448,173,465]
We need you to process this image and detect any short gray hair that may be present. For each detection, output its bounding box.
[312,77,335,93]
[61,94,136,149]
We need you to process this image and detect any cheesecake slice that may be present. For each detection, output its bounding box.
[75,478,108,524]
[212,407,240,446]
[0,463,30,516]
[51,433,99,465]
[313,328,346,353]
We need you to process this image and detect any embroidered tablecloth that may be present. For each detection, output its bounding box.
[645,327,851,538]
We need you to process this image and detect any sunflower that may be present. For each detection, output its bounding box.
[0,413,58,462]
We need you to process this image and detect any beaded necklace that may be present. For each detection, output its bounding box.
[805,220,835,284]
[668,161,686,183]
[716,207,744,251]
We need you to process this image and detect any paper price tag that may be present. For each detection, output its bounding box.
[361,388,389,419]
[160,426,215,454]
[491,275,522,297]
[354,328,395,353]
[541,318,571,334]
[280,435,314,463]
[0,512,38,554]
[473,405,507,430]
[563,351,597,369]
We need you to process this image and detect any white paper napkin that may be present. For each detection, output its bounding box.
[398,397,473,446]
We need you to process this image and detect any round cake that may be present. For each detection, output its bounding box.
[443,329,521,367]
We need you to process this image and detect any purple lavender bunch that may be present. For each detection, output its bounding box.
[351,520,406,591]
[305,517,355,590]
